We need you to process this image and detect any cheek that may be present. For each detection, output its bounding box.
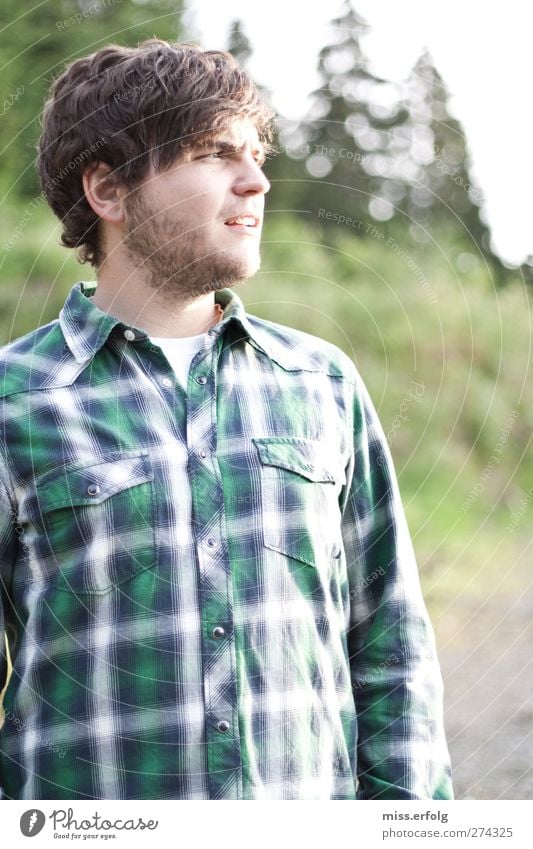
[148,171,229,230]
[176,191,221,225]
[185,171,231,218]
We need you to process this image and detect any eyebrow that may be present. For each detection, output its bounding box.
[202,139,266,164]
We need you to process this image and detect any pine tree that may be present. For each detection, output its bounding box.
[395,50,506,281]
[269,1,410,235]
[226,19,252,67]
[402,53,484,244]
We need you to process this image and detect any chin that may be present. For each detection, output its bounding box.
[214,251,261,287]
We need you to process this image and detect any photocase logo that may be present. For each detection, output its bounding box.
[20,809,46,837]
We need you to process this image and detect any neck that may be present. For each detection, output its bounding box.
[91,264,223,339]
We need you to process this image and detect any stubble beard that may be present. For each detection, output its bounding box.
[122,193,260,302]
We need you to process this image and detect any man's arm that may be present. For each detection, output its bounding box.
[340,372,453,799]
[0,472,16,720]
[0,467,18,801]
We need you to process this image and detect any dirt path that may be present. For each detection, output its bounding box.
[436,537,533,799]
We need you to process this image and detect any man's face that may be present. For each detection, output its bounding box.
[121,118,270,300]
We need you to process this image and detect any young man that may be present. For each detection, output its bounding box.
[0,40,452,800]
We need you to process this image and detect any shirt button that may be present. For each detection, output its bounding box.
[212,626,225,639]
[161,377,173,388]
[207,537,217,548]
[217,720,230,733]
[198,449,207,459]
[196,375,207,385]
[87,484,101,497]
[123,329,136,342]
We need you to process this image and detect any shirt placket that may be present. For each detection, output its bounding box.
[184,331,242,799]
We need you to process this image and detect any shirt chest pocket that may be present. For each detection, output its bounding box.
[252,437,346,569]
[19,452,156,595]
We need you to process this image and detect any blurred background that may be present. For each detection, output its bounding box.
[0,0,532,800]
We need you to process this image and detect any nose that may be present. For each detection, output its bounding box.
[233,155,270,197]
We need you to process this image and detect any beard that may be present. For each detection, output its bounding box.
[121,191,259,301]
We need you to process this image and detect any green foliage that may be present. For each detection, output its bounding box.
[244,214,533,579]
[0,201,89,340]
[0,0,183,201]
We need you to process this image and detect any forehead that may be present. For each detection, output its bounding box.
[202,118,263,148]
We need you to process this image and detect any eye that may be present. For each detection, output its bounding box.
[195,147,265,165]
[193,150,223,161]
[196,150,229,161]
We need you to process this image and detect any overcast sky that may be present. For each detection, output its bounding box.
[184,0,533,266]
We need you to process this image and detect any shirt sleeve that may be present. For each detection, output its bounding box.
[0,470,16,717]
[340,372,453,799]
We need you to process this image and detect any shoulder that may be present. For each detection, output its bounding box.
[0,319,68,399]
[245,313,359,383]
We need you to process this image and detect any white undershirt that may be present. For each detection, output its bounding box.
[150,333,207,388]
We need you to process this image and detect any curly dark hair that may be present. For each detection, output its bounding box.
[37,39,275,267]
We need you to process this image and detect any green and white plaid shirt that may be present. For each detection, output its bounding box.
[0,281,452,800]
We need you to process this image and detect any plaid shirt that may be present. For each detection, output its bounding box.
[0,282,452,800]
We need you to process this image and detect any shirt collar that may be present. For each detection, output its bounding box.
[59,281,272,365]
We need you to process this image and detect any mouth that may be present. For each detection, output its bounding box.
[224,214,261,234]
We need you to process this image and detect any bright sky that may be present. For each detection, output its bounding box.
[184,0,533,266]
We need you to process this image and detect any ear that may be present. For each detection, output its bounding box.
[82,161,126,224]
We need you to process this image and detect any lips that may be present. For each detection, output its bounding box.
[224,214,260,228]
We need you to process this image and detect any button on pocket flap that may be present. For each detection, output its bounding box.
[252,437,345,484]
[17,452,156,595]
[34,452,153,516]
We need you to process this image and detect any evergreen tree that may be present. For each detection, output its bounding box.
[401,53,488,246]
[268,3,507,281]
[396,50,506,281]
[268,1,411,235]
[226,19,252,67]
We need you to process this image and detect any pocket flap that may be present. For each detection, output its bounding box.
[25,452,153,520]
[252,437,345,485]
